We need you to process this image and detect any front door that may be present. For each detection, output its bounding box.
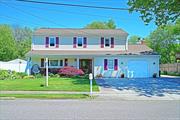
[79,59,92,74]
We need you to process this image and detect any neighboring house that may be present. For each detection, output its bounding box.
[0,59,27,72]
[26,28,160,78]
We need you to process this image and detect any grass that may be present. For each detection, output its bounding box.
[0,77,99,91]
[0,94,89,99]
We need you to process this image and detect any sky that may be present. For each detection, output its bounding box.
[0,0,157,37]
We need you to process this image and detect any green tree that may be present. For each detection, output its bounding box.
[128,35,140,44]
[128,0,180,26]
[85,19,116,29]
[146,21,180,63]
[0,25,17,61]
[11,25,32,59]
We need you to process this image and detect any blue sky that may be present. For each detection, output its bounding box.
[0,0,157,37]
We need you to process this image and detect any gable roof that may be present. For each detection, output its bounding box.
[33,28,128,36]
[26,45,158,56]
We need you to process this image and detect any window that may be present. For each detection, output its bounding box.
[49,60,58,66]
[50,37,55,47]
[105,38,110,47]
[77,37,83,47]
[108,59,114,70]
[59,60,63,66]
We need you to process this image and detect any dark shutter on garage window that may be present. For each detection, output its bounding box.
[56,37,59,48]
[101,37,104,48]
[73,37,77,48]
[104,59,108,70]
[41,58,44,67]
[111,37,114,48]
[114,59,118,70]
[45,37,49,48]
[65,59,68,66]
[83,37,87,48]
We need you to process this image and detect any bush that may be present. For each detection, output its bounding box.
[34,73,43,78]
[23,75,35,79]
[58,66,84,77]
[0,70,10,80]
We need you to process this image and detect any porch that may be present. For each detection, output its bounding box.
[30,57,93,74]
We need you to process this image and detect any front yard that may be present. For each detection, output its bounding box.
[0,77,99,92]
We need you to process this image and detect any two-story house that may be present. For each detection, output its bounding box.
[26,28,160,78]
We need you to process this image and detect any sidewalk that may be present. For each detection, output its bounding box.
[0,91,99,94]
[161,75,180,78]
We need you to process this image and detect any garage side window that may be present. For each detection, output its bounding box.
[108,59,114,70]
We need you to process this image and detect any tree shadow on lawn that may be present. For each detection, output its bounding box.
[96,78,180,97]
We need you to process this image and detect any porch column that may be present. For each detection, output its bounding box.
[77,57,79,69]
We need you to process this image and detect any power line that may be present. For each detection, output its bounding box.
[0,1,110,37]
[16,0,130,11]
[9,1,138,21]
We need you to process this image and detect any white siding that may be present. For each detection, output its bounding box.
[32,35,127,51]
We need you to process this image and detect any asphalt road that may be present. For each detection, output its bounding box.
[0,99,180,120]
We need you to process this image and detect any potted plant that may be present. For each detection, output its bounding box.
[153,73,157,78]
[120,73,124,78]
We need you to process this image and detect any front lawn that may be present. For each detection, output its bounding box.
[0,77,99,91]
[0,94,89,99]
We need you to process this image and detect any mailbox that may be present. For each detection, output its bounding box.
[89,73,93,80]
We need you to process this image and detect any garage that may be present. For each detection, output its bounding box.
[127,60,148,78]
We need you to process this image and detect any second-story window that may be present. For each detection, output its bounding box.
[77,37,83,47]
[105,38,110,47]
[50,37,55,47]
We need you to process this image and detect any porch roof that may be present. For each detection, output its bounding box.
[26,45,158,57]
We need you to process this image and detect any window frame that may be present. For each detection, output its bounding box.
[105,38,110,47]
[77,37,83,47]
[59,59,64,67]
[49,37,55,47]
[108,59,114,70]
[49,59,59,67]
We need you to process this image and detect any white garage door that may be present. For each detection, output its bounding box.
[128,60,148,78]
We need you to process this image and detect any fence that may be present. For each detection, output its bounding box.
[160,63,180,73]
[0,61,27,72]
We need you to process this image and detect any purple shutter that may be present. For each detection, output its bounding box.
[45,37,49,48]
[65,59,68,66]
[114,59,118,70]
[73,37,77,48]
[83,37,87,48]
[56,37,59,48]
[41,58,44,67]
[104,59,108,70]
[101,37,104,48]
[111,37,114,48]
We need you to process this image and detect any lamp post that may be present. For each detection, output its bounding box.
[45,58,48,87]
[89,73,93,97]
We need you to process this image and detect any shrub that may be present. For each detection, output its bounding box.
[23,75,35,79]
[34,73,43,78]
[96,74,103,78]
[0,70,10,80]
[58,66,84,77]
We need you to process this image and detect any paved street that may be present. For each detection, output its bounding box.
[0,99,180,120]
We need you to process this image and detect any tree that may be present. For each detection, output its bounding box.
[0,25,17,61]
[11,25,32,59]
[85,19,116,29]
[128,35,140,44]
[146,21,180,63]
[128,0,180,26]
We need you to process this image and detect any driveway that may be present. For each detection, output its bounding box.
[95,77,180,100]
